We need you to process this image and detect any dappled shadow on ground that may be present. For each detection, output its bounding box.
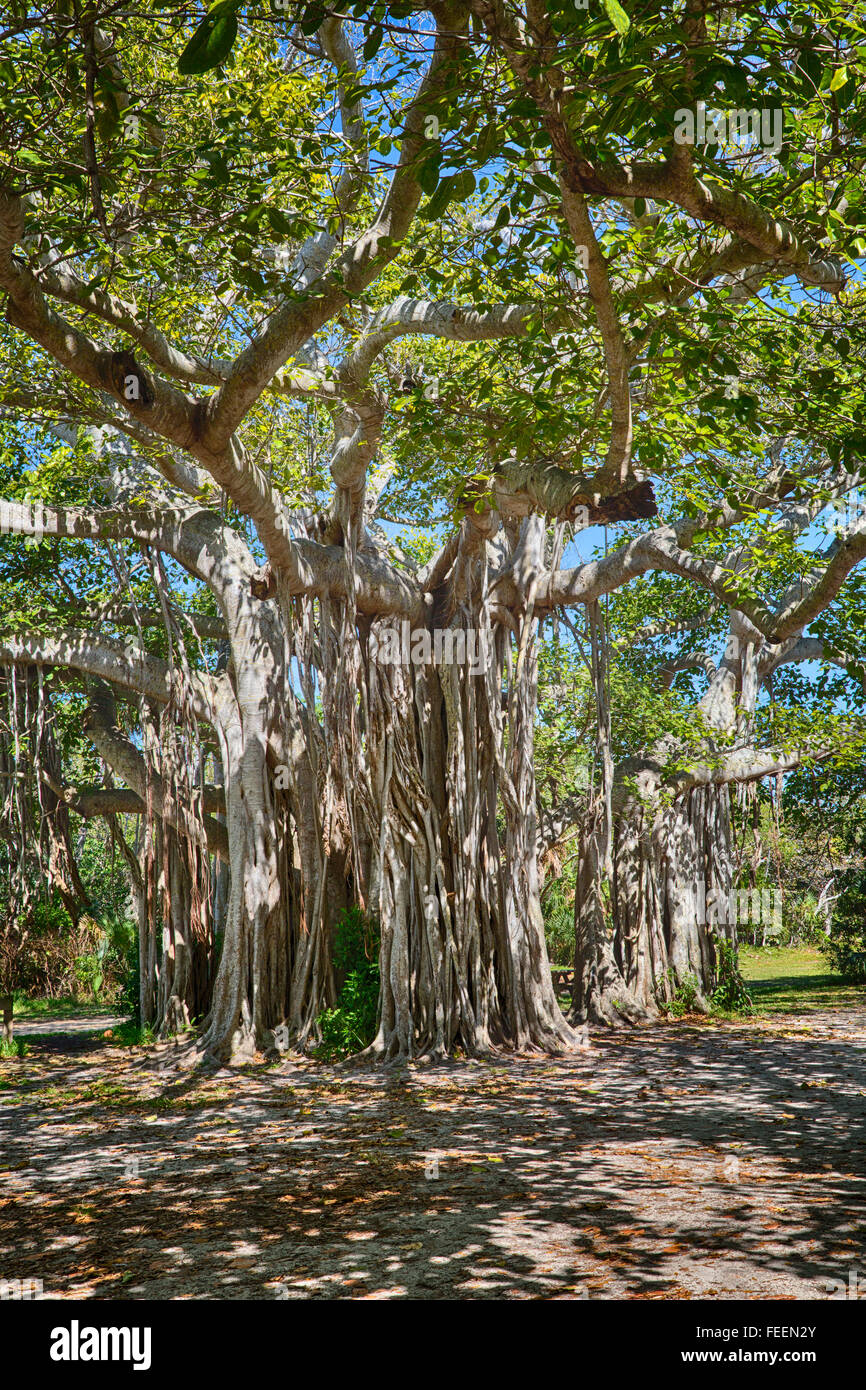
[13,1017,127,1055]
[1,1006,864,1299]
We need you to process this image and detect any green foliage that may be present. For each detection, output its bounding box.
[0,807,138,1007]
[110,1019,157,1047]
[821,849,866,981]
[315,909,380,1061]
[711,941,754,1014]
[825,945,866,983]
[0,1038,28,1059]
[542,877,575,965]
[1,893,75,996]
[77,830,137,927]
[656,970,701,1018]
[1,893,137,1009]
[178,1,240,75]
[73,940,107,1002]
[73,914,137,1008]
[774,893,830,949]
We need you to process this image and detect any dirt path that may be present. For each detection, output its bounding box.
[1,1007,864,1300]
[14,1015,126,1038]
[9,1015,128,1057]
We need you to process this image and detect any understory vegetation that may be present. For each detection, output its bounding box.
[315,910,381,1060]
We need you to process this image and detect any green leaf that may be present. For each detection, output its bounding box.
[830,65,848,93]
[266,207,294,237]
[453,169,475,201]
[417,150,441,196]
[178,3,239,76]
[602,0,631,37]
[421,174,455,222]
[363,26,383,61]
[300,2,327,35]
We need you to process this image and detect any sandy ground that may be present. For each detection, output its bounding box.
[1,1006,864,1300]
[12,1015,126,1039]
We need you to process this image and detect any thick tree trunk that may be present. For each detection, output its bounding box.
[156,829,213,1036]
[368,627,505,1059]
[606,783,734,1015]
[192,591,297,1061]
[570,803,655,1024]
[500,519,578,1051]
[570,602,651,1026]
[198,714,288,1060]
[369,517,580,1060]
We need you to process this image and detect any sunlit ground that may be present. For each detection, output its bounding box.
[1,960,864,1300]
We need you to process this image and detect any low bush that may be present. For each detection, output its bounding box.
[315,909,380,1061]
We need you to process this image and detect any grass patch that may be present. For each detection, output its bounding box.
[107,1020,157,1047]
[739,946,866,1015]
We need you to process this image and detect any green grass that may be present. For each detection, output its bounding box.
[109,1020,156,1047]
[739,945,866,1015]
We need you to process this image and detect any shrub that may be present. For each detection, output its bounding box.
[0,886,138,1009]
[0,893,77,996]
[109,1020,156,1047]
[74,914,138,1007]
[104,915,139,1021]
[315,909,380,1061]
[821,857,866,982]
[542,879,574,965]
[778,893,830,948]
[656,969,701,1018]
[711,940,754,1014]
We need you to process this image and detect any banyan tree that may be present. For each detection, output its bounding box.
[1,3,864,1059]
[562,546,866,1026]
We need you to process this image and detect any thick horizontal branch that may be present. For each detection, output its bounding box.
[662,745,827,798]
[33,264,226,386]
[467,0,844,292]
[537,507,866,647]
[0,632,217,722]
[43,779,225,821]
[75,605,228,641]
[612,744,829,814]
[660,651,717,690]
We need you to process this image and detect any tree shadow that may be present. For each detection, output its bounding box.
[1,1008,864,1299]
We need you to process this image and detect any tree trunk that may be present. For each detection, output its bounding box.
[156,829,213,1036]
[570,602,651,1025]
[364,519,581,1059]
[604,783,735,1015]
